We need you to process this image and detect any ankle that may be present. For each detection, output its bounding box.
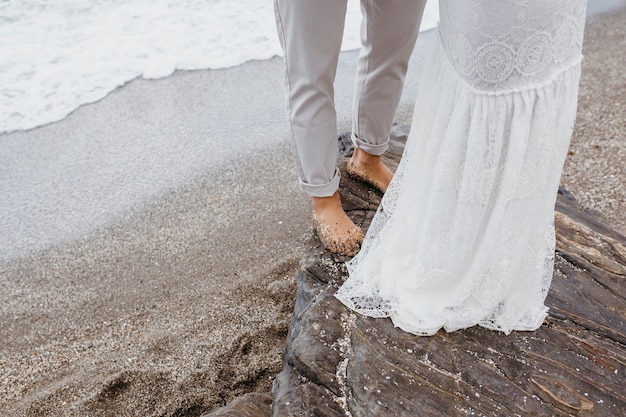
[351,147,382,168]
[311,191,343,214]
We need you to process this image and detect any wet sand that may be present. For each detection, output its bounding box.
[1,5,625,417]
[0,147,311,415]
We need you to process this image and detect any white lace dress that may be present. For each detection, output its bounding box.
[335,0,587,335]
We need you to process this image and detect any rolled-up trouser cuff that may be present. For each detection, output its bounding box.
[300,167,341,197]
[352,133,389,156]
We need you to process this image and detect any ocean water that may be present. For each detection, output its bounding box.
[0,0,439,133]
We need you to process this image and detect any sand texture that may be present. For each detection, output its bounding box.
[561,9,626,233]
[0,149,311,416]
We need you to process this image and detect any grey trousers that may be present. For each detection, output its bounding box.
[274,0,427,197]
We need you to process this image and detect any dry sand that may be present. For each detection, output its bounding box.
[561,9,626,233]
[1,7,625,417]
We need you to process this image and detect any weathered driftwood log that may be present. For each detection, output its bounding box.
[207,126,625,416]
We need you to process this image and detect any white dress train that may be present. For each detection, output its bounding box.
[335,0,587,335]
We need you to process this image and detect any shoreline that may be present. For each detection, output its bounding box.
[0,32,434,261]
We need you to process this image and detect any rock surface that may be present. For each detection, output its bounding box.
[207,127,626,416]
[203,393,273,416]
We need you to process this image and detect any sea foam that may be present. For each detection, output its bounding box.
[0,0,438,133]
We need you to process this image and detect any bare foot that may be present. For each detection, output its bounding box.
[347,147,393,193]
[311,192,364,256]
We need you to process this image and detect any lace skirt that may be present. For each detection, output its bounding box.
[335,29,583,335]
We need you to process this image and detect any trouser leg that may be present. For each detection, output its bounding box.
[352,0,427,155]
[274,0,348,197]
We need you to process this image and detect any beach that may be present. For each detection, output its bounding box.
[1,4,625,417]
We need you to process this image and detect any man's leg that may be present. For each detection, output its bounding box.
[274,0,347,196]
[349,0,428,191]
[274,0,364,256]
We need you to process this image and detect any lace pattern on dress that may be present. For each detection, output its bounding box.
[439,0,586,92]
